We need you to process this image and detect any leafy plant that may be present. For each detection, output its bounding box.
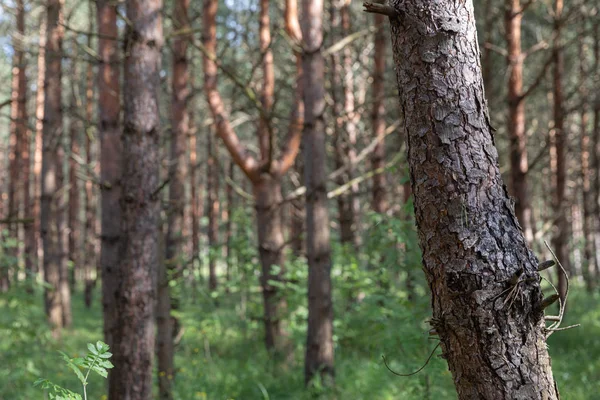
[34,341,113,400]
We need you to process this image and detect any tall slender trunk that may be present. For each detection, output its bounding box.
[107,0,162,396]
[207,127,219,292]
[225,161,234,282]
[505,0,533,243]
[340,0,360,245]
[68,50,80,290]
[157,0,189,395]
[329,2,352,245]
[84,1,96,308]
[379,1,559,397]
[371,13,387,214]
[579,29,595,290]
[189,119,200,275]
[302,0,334,385]
[34,16,47,279]
[551,0,569,300]
[593,23,600,281]
[41,0,70,334]
[97,0,120,350]
[15,0,32,289]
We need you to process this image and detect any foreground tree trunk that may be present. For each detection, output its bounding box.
[97,0,121,350]
[107,0,162,397]
[375,0,559,398]
[302,0,334,385]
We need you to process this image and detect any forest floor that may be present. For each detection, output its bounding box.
[1,281,599,399]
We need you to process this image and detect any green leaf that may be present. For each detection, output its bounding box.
[87,343,99,355]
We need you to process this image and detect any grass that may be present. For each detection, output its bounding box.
[1,278,599,399]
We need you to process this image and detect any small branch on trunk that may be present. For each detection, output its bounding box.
[362,2,398,18]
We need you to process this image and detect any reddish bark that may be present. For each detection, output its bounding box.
[97,0,121,349]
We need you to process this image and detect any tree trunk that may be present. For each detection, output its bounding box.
[68,52,80,290]
[579,30,595,290]
[371,13,388,214]
[593,23,600,282]
[505,0,533,243]
[383,0,559,398]
[254,176,288,352]
[340,0,360,245]
[189,118,200,281]
[329,2,352,246]
[97,0,120,350]
[107,0,162,396]
[302,0,334,385]
[157,0,189,395]
[84,1,96,308]
[34,16,46,280]
[207,127,219,292]
[41,0,68,334]
[225,161,234,282]
[551,0,569,301]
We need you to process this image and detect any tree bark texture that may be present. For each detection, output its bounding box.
[107,0,162,397]
[97,0,121,350]
[302,0,335,385]
[387,1,558,398]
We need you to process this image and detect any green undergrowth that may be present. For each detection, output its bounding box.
[2,281,599,399]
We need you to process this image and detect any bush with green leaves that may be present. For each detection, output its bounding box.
[34,341,113,400]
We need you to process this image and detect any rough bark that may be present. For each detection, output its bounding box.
[41,0,69,334]
[386,0,558,398]
[505,0,533,243]
[551,0,569,301]
[97,0,121,350]
[107,0,162,396]
[371,13,388,214]
[302,0,334,385]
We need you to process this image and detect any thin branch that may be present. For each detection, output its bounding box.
[520,54,553,100]
[382,343,441,377]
